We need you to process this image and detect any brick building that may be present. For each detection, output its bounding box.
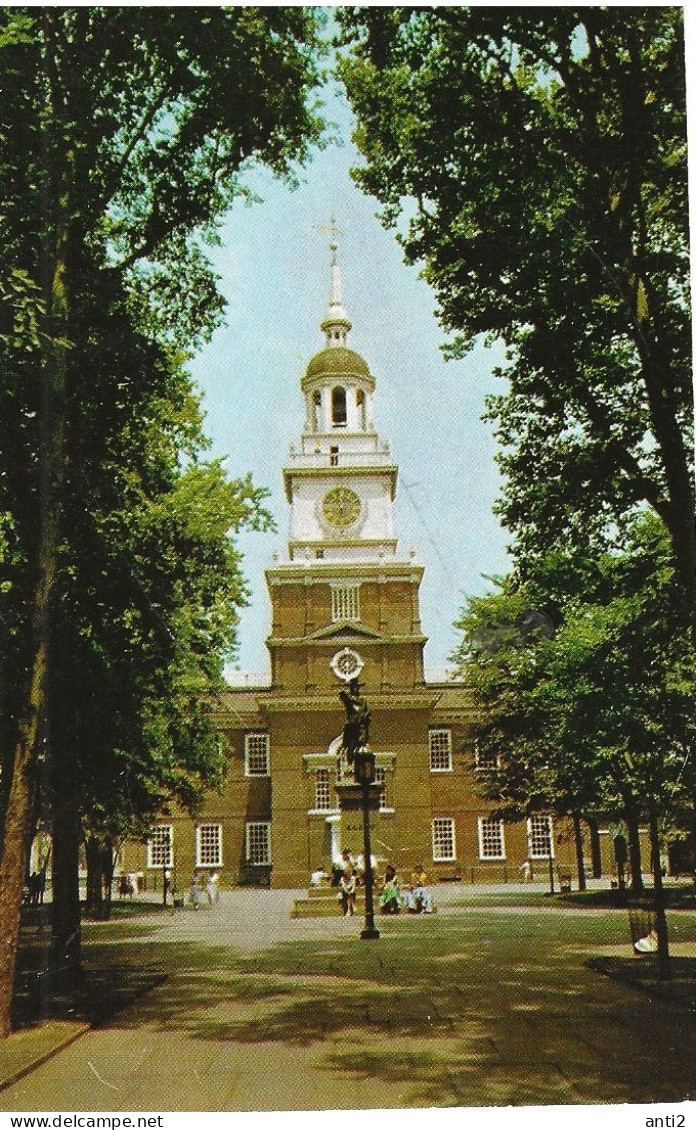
[123,248,598,892]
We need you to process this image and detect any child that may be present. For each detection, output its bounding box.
[338,868,357,916]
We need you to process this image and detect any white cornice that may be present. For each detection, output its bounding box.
[266,562,424,584]
[283,464,398,502]
[266,634,428,647]
[258,693,440,713]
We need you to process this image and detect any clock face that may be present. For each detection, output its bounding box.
[322,486,361,529]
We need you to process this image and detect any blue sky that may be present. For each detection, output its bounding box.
[188,78,510,676]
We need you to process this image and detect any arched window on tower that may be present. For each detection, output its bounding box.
[312,390,322,432]
[331,386,347,427]
[356,388,365,430]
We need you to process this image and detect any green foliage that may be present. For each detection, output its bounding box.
[454,516,695,829]
[0,6,324,838]
[338,8,694,613]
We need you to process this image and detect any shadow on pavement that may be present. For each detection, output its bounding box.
[12,904,696,1107]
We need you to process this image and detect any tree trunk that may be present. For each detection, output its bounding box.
[572,813,587,891]
[625,809,644,894]
[648,804,671,980]
[102,840,115,922]
[587,816,603,877]
[0,727,38,1037]
[0,11,74,1037]
[84,836,104,919]
[50,734,82,973]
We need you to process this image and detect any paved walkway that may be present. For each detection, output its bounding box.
[1,887,694,1111]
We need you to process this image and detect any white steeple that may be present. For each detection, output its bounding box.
[279,235,402,565]
[320,239,352,348]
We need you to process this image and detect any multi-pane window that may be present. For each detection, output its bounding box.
[375,767,388,811]
[432,817,456,862]
[478,817,505,860]
[245,732,270,777]
[331,585,360,622]
[245,822,272,866]
[146,825,172,869]
[196,824,222,868]
[528,815,554,859]
[314,768,332,811]
[429,729,453,772]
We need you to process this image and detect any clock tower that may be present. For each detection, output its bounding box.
[266,240,427,699]
[283,240,398,564]
[263,241,434,886]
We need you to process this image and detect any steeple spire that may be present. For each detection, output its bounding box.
[319,221,351,348]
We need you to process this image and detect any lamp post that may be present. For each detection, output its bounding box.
[353,750,380,941]
[334,676,380,940]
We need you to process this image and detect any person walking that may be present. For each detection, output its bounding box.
[206,871,219,905]
[190,872,204,910]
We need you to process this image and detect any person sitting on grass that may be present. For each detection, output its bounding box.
[405,864,433,914]
[378,864,401,915]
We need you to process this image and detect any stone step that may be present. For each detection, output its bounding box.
[306,885,339,899]
[291,892,438,918]
[291,893,364,917]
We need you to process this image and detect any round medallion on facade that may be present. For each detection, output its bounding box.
[330,647,364,682]
[322,486,361,529]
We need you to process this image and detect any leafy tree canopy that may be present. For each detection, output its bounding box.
[454,515,694,830]
[337,8,694,616]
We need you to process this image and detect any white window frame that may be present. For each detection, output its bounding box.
[331,584,361,622]
[245,821,272,866]
[314,768,332,812]
[432,817,456,863]
[196,823,222,868]
[244,732,270,777]
[146,825,173,869]
[375,766,392,812]
[429,729,453,772]
[527,815,555,859]
[478,817,506,860]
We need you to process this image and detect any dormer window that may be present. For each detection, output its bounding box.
[331,386,347,427]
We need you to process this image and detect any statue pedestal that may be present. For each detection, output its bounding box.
[336,784,382,812]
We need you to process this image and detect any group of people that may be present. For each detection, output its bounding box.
[378,863,433,915]
[190,870,219,908]
[332,852,434,917]
[118,873,138,899]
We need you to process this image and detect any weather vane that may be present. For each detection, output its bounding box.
[314,216,343,252]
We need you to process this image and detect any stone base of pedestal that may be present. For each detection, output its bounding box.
[291,891,365,917]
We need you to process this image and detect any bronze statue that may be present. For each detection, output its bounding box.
[338,678,371,766]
